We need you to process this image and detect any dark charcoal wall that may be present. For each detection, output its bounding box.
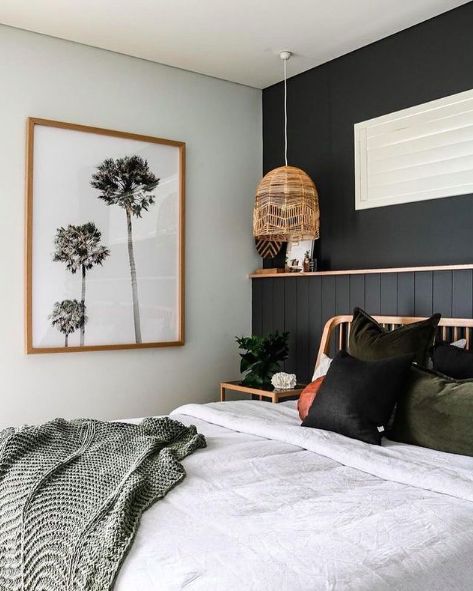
[252,269,473,383]
[263,3,473,270]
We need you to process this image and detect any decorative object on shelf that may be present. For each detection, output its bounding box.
[271,372,297,391]
[303,251,311,273]
[309,258,317,272]
[253,51,320,242]
[25,118,185,354]
[286,238,314,272]
[254,238,282,259]
[235,331,289,390]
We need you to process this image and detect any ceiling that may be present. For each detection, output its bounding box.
[0,0,469,88]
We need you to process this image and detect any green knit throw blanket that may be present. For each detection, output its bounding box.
[0,417,206,590]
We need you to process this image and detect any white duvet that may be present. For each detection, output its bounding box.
[116,400,473,591]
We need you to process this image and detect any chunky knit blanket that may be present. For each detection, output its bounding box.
[0,416,206,591]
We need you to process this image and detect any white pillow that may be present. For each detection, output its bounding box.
[451,338,467,349]
[312,353,333,381]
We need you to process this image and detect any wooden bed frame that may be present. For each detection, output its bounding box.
[316,315,473,366]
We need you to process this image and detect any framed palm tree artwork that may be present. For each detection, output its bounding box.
[25,118,185,353]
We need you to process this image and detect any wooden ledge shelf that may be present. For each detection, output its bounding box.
[250,263,473,279]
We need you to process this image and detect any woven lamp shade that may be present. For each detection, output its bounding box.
[253,165,320,241]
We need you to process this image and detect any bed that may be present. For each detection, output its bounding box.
[114,315,473,591]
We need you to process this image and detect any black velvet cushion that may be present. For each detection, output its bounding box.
[349,307,440,366]
[432,343,473,379]
[389,365,473,456]
[302,350,413,445]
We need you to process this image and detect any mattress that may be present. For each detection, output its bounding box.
[116,400,473,591]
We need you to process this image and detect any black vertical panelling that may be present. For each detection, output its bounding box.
[252,269,473,381]
[321,276,336,321]
[380,274,398,315]
[364,274,381,315]
[335,276,350,315]
[398,272,415,315]
[296,278,310,381]
[414,272,433,316]
[321,277,336,357]
[272,279,285,333]
[252,278,263,336]
[261,279,274,335]
[433,271,453,317]
[335,276,350,358]
[308,277,322,378]
[284,279,298,375]
[453,270,473,318]
[349,275,365,312]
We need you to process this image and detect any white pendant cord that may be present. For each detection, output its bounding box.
[279,51,291,166]
[283,56,288,166]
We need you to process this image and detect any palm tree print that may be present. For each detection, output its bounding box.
[91,155,159,343]
[50,300,86,347]
[53,223,109,346]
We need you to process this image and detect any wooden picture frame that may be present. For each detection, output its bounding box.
[25,118,185,354]
[285,238,314,271]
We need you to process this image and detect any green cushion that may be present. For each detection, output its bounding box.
[389,365,473,457]
[349,308,440,365]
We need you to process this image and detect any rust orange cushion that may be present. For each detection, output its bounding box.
[298,376,325,421]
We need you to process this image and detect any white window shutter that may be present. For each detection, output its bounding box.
[354,89,473,210]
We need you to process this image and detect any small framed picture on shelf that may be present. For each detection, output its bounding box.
[285,239,314,272]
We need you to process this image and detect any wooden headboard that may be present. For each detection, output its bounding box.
[316,315,473,366]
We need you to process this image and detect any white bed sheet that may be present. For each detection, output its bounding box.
[116,400,473,591]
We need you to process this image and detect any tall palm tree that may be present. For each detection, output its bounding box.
[91,155,159,344]
[53,223,109,346]
[49,300,85,347]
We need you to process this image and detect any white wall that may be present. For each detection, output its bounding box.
[0,25,261,427]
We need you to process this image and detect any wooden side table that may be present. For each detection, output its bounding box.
[220,381,306,404]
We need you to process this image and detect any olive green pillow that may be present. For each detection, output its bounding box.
[349,308,440,365]
[389,365,473,457]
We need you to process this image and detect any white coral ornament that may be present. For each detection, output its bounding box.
[271,372,297,390]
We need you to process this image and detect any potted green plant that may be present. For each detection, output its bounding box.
[235,331,289,390]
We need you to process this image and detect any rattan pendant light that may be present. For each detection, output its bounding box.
[253,52,320,242]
